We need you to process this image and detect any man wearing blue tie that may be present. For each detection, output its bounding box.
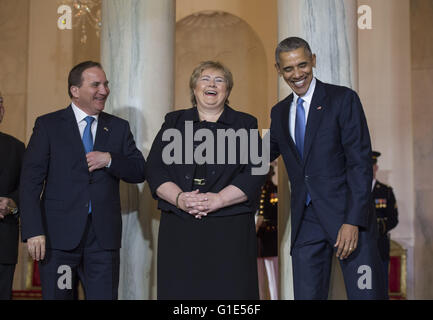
[269,37,386,299]
[20,61,146,299]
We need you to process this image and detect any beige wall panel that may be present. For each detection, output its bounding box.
[176,0,278,129]
[176,12,268,130]
[0,0,29,142]
[358,0,415,297]
[411,0,433,300]
[26,0,74,142]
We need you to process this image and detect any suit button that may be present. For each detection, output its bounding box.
[211,170,216,175]
[305,176,309,180]
[85,203,89,208]
[185,175,190,179]
[89,178,93,184]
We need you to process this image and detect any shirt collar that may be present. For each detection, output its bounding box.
[71,102,98,123]
[293,77,316,105]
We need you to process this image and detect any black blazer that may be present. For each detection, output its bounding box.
[270,79,373,247]
[147,105,266,217]
[0,131,25,264]
[20,106,146,250]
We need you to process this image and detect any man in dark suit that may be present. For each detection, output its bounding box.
[19,61,146,299]
[269,37,386,299]
[0,91,25,299]
[371,151,399,299]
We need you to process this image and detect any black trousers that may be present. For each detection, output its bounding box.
[0,264,15,300]
[39,215,120,300]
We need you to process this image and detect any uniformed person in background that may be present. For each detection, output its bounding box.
[372,151,399,299]
[256,160,278,300]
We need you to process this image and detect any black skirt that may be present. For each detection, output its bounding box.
[157,211,259,300]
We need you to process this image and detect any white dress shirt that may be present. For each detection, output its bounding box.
[71,103,112,167]
[289,77,317,143]
[71,103,98,143]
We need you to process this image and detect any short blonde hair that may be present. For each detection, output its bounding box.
[189,61,233,107]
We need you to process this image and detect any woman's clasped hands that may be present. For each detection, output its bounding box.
[177,189,225,219]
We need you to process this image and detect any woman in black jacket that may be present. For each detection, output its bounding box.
[147,61,266,299]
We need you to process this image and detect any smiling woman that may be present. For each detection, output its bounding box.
[190,61,233,121]
[147,60,266,300]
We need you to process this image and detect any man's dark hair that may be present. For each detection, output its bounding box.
[68,61,103,98]
[275,37,313,66]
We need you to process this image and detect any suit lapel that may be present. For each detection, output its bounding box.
[303,80,327,162]
[280,95,302,164]
[0,133,10,177]
[61,106,87,164]
[94,112,111,151]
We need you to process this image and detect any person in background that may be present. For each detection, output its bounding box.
[0,90,25,299]
[256,160,279,300]
[371,150,399,299]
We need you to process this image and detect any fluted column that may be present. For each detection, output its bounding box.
[277,0,358,300]
[101,0,175,299]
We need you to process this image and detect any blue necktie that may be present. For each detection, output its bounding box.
[83,116,94,154]
[295,97,306,158]
[83,116,94,213]
[295,98,311,205]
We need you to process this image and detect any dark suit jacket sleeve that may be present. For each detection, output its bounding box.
[4,140,25,207]
[105,121,146,184]
[339,90,373,228]
[269,107,281,162]
[20,117,50,240]
[230,117,267,205]
[146,114,177,198]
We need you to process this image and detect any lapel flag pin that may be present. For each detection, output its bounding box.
[104,127,109,132]
[317,106,322,110]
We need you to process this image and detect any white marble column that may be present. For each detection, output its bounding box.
[277,0,358,299]
[101,0,175,299]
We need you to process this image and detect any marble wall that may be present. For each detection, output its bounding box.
[101,0,175,299]
[411,0,433,299]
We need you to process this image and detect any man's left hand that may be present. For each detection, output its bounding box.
[86,151,111,172]
[334,224,359,260]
